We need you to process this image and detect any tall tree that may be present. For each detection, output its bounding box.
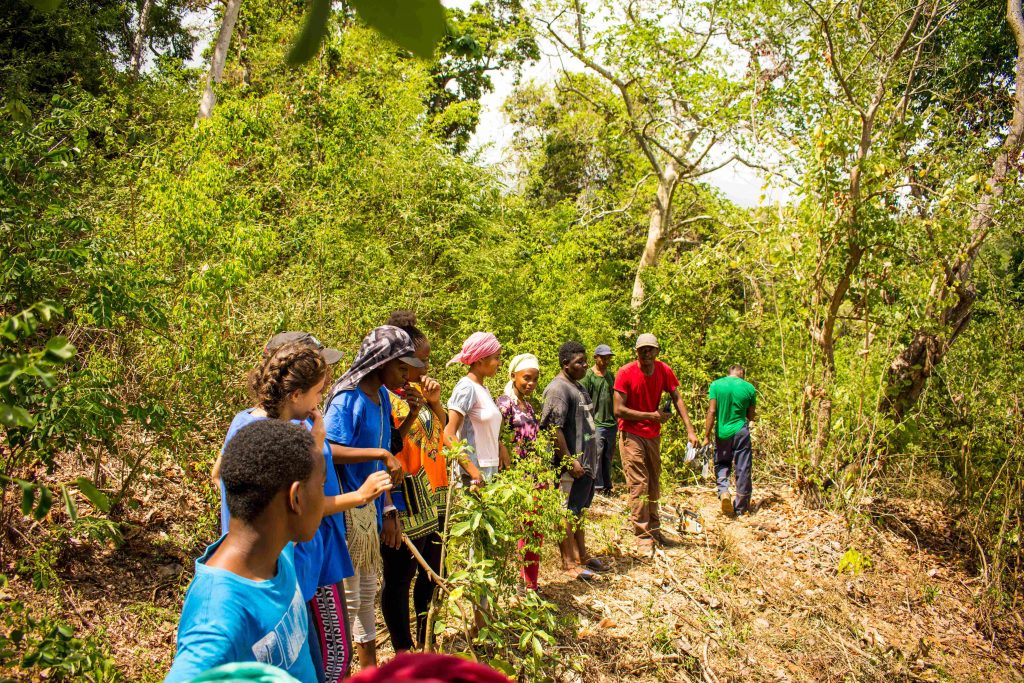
[427,0,538,153]
[884,0,1024,418]
[196,0,242,121]
[752,0,950,465]
[129,0,156,76]
[535,0,760,311]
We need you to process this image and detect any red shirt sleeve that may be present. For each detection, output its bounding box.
[660,362,679,394]
[613,362,632,394]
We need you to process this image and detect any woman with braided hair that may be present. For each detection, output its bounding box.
[216,342,393,683]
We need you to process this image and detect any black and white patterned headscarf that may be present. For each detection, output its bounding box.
[328,325,422,400]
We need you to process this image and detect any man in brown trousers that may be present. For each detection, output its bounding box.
[613,334,697,549]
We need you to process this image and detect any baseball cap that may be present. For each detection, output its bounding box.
[634,333,660,350]
[399,354,426,368]
[265,331,343,365]
[594,344,614,356]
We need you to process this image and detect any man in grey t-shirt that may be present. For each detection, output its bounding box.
[540,341,606,580]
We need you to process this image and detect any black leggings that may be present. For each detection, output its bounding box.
[380,527,443,651]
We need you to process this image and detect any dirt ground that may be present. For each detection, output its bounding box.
[2,470,1022,682]
[536,484,1024,682]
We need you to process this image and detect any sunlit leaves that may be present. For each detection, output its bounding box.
[288,0,448,65]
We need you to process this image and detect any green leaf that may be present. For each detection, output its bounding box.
[26,0,61,12]
[350,0,447,59]
[33,486,53,520]
[61,485,78,522]
[488,658,515,675]
[0,404,35,428]
[75,477,111,513]
[19,481,35,516]
[433,620,446,635]
[286,0,332,66]
[42,336,75,362]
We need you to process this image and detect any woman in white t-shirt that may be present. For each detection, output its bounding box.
[444,331,507,483]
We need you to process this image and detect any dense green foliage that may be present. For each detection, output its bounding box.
[1,0,1023,677]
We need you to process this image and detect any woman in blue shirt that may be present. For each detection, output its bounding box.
[323,325,424,670]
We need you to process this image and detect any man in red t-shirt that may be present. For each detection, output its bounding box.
[613,334,697,547]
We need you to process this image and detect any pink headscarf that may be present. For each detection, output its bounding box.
[447,331,501,367]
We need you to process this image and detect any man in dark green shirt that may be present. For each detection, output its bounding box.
[580,344,617,494]
[703,365,756,517]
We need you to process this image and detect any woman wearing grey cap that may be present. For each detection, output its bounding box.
[322,326,425,669]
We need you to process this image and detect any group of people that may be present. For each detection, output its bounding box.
[164,314,757,683]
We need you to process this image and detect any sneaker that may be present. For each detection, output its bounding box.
[720,493,734,517]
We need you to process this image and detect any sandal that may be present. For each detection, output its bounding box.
[576,568,597,582]
[583,557,610,572]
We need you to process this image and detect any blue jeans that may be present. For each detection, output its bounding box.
[595,426,617,491]
[715,425,752,514]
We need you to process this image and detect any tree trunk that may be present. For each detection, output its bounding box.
[130,0,155,77]
[885,0,1024,418]
[196,0,243,123]
[630,160,679,310]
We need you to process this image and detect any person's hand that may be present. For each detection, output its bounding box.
[657,410,673,424]
[570,459,585,479]
[379,450,404,484]
[702,435,710,447]
[382,514,403,549]
[309,408,326,448]
[357,470,393,504]
[419,376,442,405]
[687,430,698,445]
[404,385,425,415]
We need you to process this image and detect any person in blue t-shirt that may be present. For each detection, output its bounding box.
[214,342,392,682]
[166,419,326,683]
[323,325,424,670]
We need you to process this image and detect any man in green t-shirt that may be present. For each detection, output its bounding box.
[703,365,756,517]
[580,344,617,494]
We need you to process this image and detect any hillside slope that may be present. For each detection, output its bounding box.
[1,473,1021,682]
[545,485,1023,682]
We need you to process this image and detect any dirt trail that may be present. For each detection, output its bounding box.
[538,484,1023,682]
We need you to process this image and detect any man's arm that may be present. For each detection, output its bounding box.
[704,398,717,445]
[613,389,659,422]
[746,403,756,422]
[669,387,698,444]
[551,427,584,478]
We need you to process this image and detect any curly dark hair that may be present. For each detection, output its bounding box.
[558,340,586,367]
[220,419,316,523]
[385,309,427,348]
[248,342,329,418]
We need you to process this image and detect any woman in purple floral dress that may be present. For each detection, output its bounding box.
[497,355,540,459]
[496,353,544,589]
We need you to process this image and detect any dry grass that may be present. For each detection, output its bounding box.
[2,459,1022,682]
[535,484,1024,682]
